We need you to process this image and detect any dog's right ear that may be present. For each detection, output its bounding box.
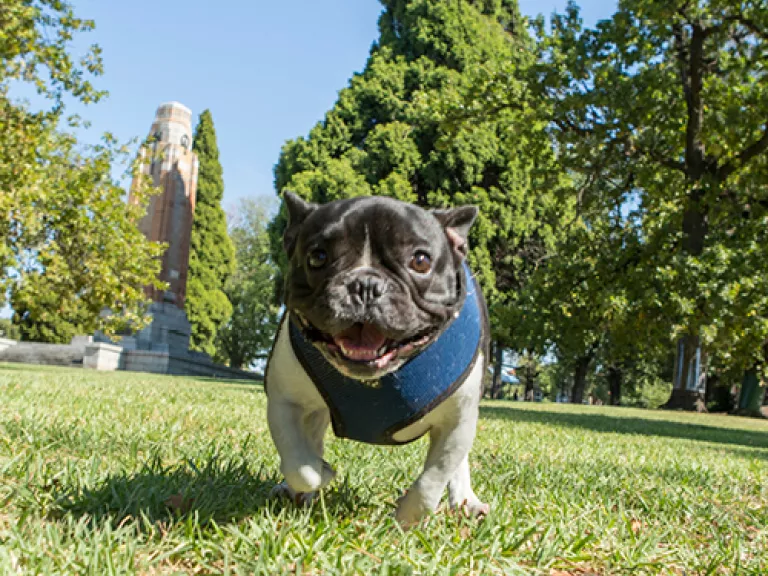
[282,191,317,256]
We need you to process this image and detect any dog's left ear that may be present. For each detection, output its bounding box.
[282,191,317,256]
[432,205,478,257]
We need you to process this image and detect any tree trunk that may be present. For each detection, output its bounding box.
[228,351,244,370]
[705,372,717,405]
[664,334,707,411]
[663,191,709,412]
[571,355,591,404]
[523,355,535,401]
[607,365,622,406]
[736,368,764,418]
[705,372,732,413]
[665,23,709,411]
[490,341,503,399]
[663,194,709,411]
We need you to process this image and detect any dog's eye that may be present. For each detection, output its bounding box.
[409,251,432,274]
[307,248,328,269]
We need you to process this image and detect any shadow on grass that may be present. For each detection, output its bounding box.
[58,454,363,528]
[481,404,768,455]
[57,456,277,527]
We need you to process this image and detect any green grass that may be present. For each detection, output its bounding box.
[1,364,766,575]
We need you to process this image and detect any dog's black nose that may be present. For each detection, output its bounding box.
[349,274,384,305]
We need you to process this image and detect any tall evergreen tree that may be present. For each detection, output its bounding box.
[271,0,570,347]
[186,110,236,356]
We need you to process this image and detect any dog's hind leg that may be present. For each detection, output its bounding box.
[268,400,335,501]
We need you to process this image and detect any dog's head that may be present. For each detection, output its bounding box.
[282,192,478,379]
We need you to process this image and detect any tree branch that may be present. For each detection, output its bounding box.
[716,125,768,180]
[721,14,768,42]
[630,140,687,173]
[686,24,706,178]
[553,115,595,136]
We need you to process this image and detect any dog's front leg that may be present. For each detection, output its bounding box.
[395,412,481,527]
[267,399,336,501]
[448,454,489,517]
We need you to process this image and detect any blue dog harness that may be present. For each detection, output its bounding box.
[288,263,486,445]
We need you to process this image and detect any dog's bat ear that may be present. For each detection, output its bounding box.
[282,191,317,256]
[431,205,478,257]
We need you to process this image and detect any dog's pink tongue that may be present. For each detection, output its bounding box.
[333,323,387,361]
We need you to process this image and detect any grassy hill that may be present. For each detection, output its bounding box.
[1,364,766,574]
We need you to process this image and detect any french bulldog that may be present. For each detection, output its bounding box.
[265,192,490,527]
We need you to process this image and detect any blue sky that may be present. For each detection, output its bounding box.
[22,0,616,212]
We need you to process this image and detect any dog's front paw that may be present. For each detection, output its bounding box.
[452,497,490,519]
[269,481,317,507]
[281,459,336,493]
[395,490,433,529]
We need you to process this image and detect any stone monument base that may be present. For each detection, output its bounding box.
[88,302,260,381]
[118,347,258,380]
[0,334,260,381]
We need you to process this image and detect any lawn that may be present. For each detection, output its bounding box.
[0,364,766,575]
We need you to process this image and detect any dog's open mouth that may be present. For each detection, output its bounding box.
[327,323,434,369]
[298,317,434,370]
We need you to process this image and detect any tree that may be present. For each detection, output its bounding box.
[1,0,165,342]
[270,0,570,350]
[449,0,768,410]
[2,0,105,305]
[538,0,768,410]
[186,110,236,357]
[0,318,21,341]
[215,197,280,370]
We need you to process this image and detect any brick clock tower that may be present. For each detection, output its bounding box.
[131,101,199,306]
[85,101,256,378]
[126,102,200,353]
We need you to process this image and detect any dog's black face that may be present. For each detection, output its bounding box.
[282,193,478,379]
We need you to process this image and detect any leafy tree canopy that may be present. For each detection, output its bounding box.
[1,0,165,342]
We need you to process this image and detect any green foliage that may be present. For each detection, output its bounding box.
[1,0,105,304]
[215,197,280,369]
[451,0,768,402]
[0,318,21,341]
[0,0,106,108]
[271,0,571,339]
[1,0,165,343]
[5,131,165,343]
[186,110,236,357]
[536,0,768,378]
